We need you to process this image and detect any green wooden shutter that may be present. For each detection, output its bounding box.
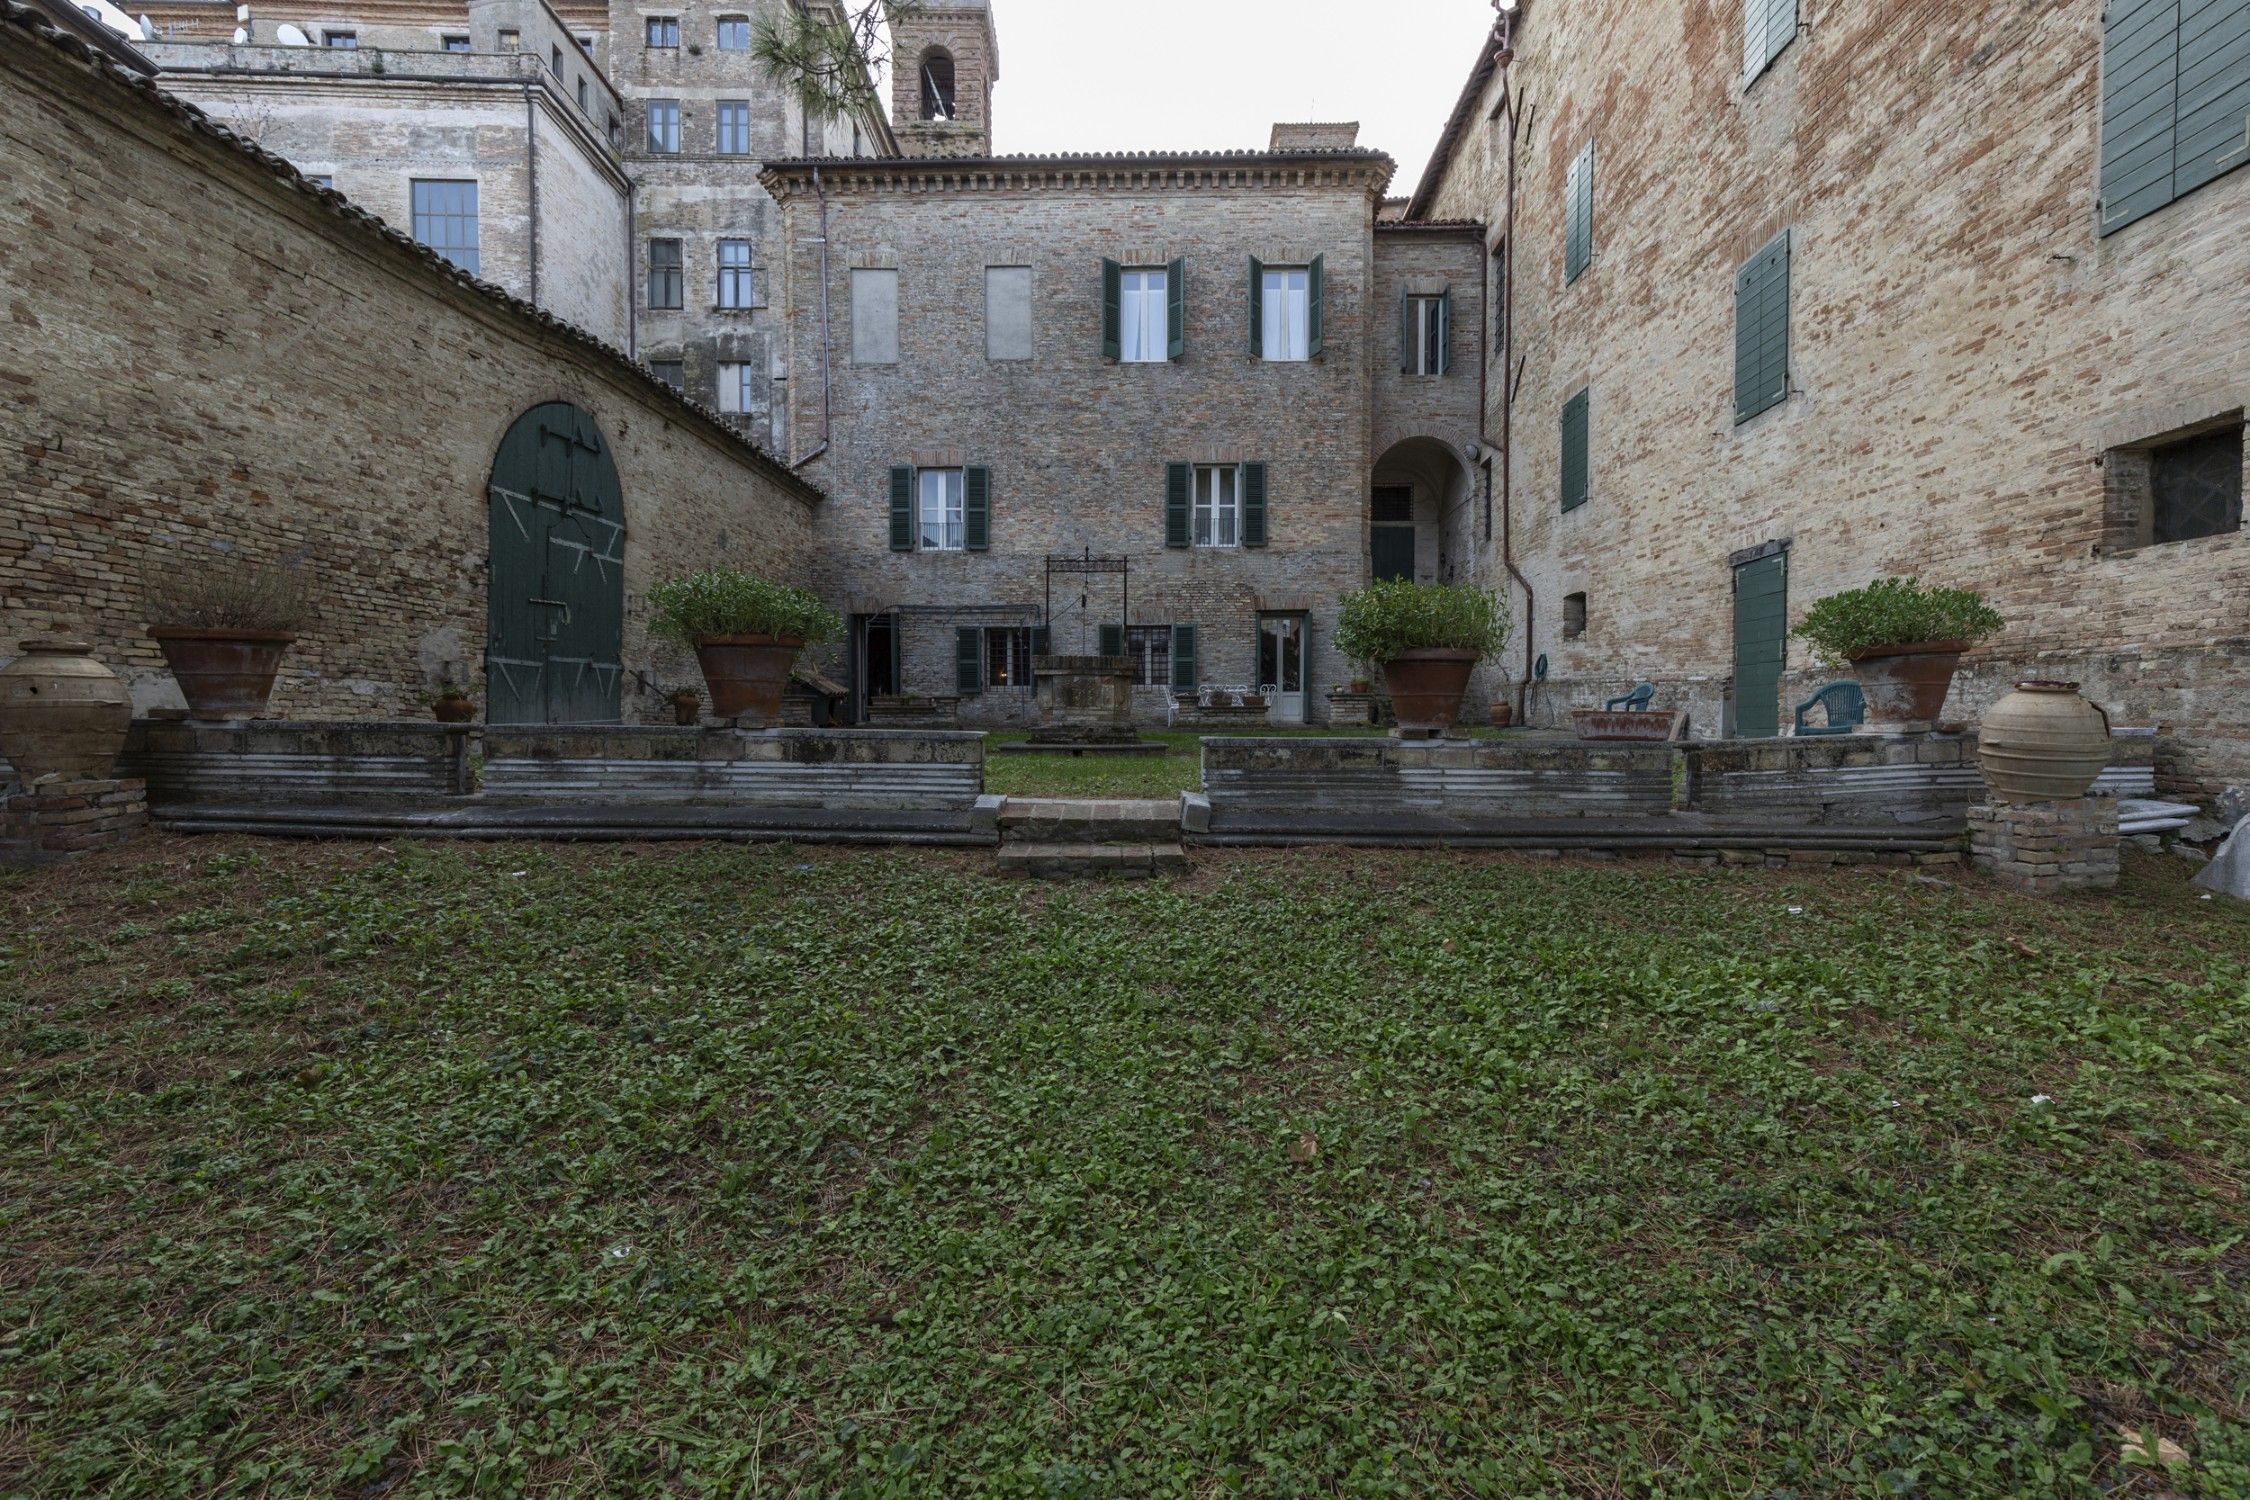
[1732,230,1791,424]
[2102,0,2183,233]
[1031,625,1050,658]
[1170,624,1198,693]
[1560,389,1590,513]
[1166,257,1186,360]
[1165,462,1191,548]
[888,465,914,551]
[2174,0,2250,199]
[955,627,983,695]
[1248,256,1264,357]
[1565,141,1594,283]
[1241,462,1268,548]
[1437,287,1453,375]
[1308,254,1325,356]
[1400,290,1415,373]
[963,465,990,551]
[1744,0,1798,81]
[1099,623,1124,657]
[1101,257,1122,360]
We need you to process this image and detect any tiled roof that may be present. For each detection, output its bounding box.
[1,0,824,504]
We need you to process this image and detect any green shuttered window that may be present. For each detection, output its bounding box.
[1743,0,1798,83]
[956,628,982,695]
[2102,0,2250,235]
[1167,257,1187,360]
[1248,256,1264,357]
[1733,230,1791,425]
[1241,462,1269,548]
[962,466,990,552]
[888,466,913,551]
[1560,389,1590,513]
[1564,141,1594,284]
[1100,258,1122,361]
[1307,254,1325,356]
[1165,462,1192,548]
[1170,624,1199,693]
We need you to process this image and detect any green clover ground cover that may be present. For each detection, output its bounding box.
[2,841,2247,1497]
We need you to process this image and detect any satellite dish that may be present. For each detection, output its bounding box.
[139,13,156,37]
[274,22,308,44]
[230,23,246,42]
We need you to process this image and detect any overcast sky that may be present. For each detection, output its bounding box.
[905,0,1500,192]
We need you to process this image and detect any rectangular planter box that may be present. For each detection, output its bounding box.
[1572,708,1686,742]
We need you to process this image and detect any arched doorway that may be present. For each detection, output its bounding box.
[1370,437,1473,586]
[486,403,624,723]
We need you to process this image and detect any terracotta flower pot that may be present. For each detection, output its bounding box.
[1980,681,2112,803]
[1382,648,1480,734]
[671,691,701,726]
[1843,640,1967,732]
[432,692,476,724]
[1489,700,1514,729]
[0,638,132,782]
[692,635,802,725]
[148,626,294,720]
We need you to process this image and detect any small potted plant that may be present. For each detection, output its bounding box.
[1795,577,2004,732]
[144,553,314,720]
[647,569,839,727]
[431,680,475,723]
[670,686,701,725]
[1334,580,1509,735]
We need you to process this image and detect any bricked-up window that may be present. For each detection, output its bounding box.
[852,269,899,364]
[647,238,683,310]
[1563,592,1589,640]
[919,469,965,551]
[1119,268,1170,363]
[716,15,749,49]
[1743,0,1798,84]
[1564,141,1594,284]
[409,180,478,277]
[322,29,355,47]
[1194,465,1241,548]
[1733,230,1791,424]
[646,15,678,48]
[2101,0,2250,234]
[648,360,683,389]
[716,362,755,415]
[985,266,1033,361]
[2109,420,2246,548]
[717,239,752,308]
[646,99,680,153]
[1404,292,1451,376]
[1561,388,1590,513]
[717,100,750,155]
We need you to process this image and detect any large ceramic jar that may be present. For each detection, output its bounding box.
[0,638,133,783]
[1979,681,2112,803]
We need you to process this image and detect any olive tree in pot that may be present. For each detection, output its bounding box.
[648,569,839,727]
[1794,577,2003,732]
[145,554,315,720]
[1334,580,1509,735]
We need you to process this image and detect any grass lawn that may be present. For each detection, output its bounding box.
[3,841,2248,1496]
[983,727,1515,800]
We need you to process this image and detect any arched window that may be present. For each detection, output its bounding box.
[919,48,956,121]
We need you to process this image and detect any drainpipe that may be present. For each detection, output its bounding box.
[625,176,637,359]
[524,83,540,309]
[1494,29,1535,726]
[793,164,834,469]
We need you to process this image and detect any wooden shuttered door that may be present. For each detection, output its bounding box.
[1743,0,1798,81]
[1101,257,1122,360]
[1564,141,1594,283]
[963,466,990,551]
[1241,462,1269,548]
[1170,624,1198,693]
[2102,0,2250,235]
[889,466,914,550]
[1733,230,1791,425]
[1560,389,1590,513]
[1437,288,1452,374]
[1165,462,1192,548]
[956,628,983,695]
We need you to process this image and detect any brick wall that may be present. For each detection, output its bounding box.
[1423,0,2250,791]
[0,10,819,724]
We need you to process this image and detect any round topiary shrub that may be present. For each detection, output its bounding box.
[1334,580,1509,666]
[1794,577,2003,667]
[647,570,840,647]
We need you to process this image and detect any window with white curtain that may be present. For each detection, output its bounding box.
[919,468,964,551]
[1194,465,1239,548]
[1261,267,1309,362]
[1119,267,1168,363]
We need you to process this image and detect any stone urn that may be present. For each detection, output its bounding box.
[148,626,295,719]
[1980,681,2112,803]
[0,638,133,783]
[1843,640,1968,732]
[1382,648,1479,735]
[691,635,801,726]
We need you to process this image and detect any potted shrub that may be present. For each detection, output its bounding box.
[648,569,839,727]
[1795,577,2003,732]
[1335,580,1509,735]
[144,554,314,720]
[431,680,475,723]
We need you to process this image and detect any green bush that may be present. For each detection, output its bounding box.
[646,570,839,647]
[1794,577,2003,666]
[1333,581,1509,665]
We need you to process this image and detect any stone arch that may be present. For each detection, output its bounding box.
[1371,436,1473,586]
[485,403,625,724]
[917,46,957,120]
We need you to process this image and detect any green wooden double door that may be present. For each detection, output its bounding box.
[486,404,625,724]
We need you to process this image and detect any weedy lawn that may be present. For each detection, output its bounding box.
[2,840,2247,1497]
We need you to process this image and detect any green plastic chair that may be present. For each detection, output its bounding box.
[1794,681,1866,736]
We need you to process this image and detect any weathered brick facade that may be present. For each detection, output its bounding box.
[0,5,819,725]
[1419,0,2249,791]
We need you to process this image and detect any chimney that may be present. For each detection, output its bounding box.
[1269,122,1360,151]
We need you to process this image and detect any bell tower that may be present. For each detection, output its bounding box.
[889,1,998,157]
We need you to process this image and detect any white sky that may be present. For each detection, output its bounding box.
[898,0,1501,192]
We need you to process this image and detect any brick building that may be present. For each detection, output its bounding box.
[1412,0,2248,790]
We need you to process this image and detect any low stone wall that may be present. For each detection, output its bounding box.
[479,727,985,807]
[123,721,472,804]
[1,776,147,866]
[1683,732,2154,825]
[1201,736,1676,837]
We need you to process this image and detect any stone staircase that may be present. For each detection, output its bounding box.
[996,797,1190,879]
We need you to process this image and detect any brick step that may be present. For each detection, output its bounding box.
[998,797,1183,845]
[996,842,1191,880]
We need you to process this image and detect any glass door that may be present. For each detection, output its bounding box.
[1258,614,1307,725]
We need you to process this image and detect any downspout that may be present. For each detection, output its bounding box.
[625,176,637,359]
[1494,27,1534,725]
[524,83,540,309]
[793,164,834,469]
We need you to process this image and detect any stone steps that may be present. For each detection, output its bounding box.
[997,797,1189,879]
